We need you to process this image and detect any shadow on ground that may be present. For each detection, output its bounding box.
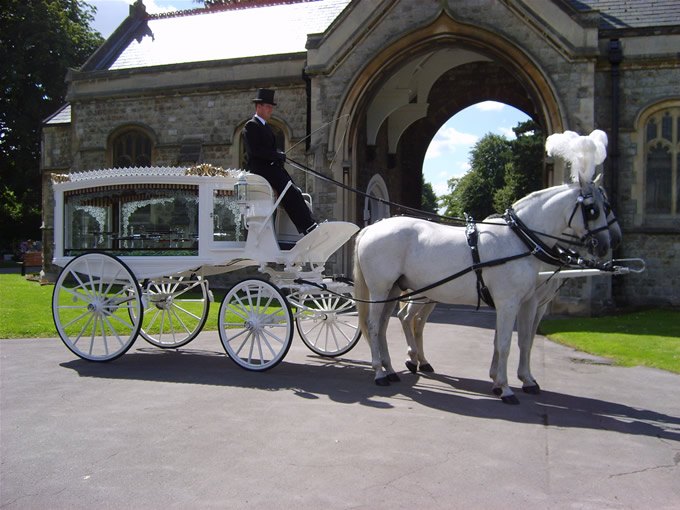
[61,346,680,442]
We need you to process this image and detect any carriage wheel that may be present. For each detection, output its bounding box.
[133,276,210,349]
[293,290,361,357]
[218,278,293,371]
[52,252,142,362]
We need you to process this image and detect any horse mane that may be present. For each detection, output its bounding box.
[545,129,608,183]
[511,183,573,212]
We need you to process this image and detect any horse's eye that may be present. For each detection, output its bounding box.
[586,206,600,221]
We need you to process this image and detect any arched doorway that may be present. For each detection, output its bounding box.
[363,174,390,226]
[327,10,563,224]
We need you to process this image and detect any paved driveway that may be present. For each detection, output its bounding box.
[1,305,679,509]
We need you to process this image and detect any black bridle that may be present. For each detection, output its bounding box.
[566,187,612,252]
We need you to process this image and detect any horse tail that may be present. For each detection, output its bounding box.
[353,228,369,339]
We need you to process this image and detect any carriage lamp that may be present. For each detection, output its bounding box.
[235,171,250,220]
[236,172,249,204]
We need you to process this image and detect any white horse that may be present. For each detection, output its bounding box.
[398,197,621,395]
[354,130,612,403]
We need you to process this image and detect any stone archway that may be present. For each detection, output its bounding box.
[328,10,564,224]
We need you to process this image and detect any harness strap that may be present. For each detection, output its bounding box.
[465,216,495,309]
[503,208,567,266]
[295,250,532,304]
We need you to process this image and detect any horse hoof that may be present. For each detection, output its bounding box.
[419,363,434,373]
[375,377,391,387]
[405,361,418,374]
[387,373,401,383]
[522,383,541,395]
[492,387,503,396]
[501,395,520,405]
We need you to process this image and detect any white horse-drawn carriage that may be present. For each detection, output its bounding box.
[51,164,360,370]
[52,130,644,404]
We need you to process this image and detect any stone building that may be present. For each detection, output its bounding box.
[41,0,680,313]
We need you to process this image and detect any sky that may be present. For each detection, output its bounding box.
[88,0,530,198]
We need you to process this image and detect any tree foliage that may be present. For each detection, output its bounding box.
[0,0,103,251]
[421,177,439,214]
[492,120,544,212]
[440,120,543,220]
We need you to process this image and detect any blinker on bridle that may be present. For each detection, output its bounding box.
[568,187,609,247]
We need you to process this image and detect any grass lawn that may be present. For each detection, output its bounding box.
[540,309,680,374]
[0,274,222,339]
[2,274,679,375]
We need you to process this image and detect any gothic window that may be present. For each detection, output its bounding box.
[644,109,679,217]
[112,128,153,167]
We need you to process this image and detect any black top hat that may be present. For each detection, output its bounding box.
[252,88,276,105]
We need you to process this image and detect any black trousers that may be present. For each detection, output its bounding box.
[251,164,316,234]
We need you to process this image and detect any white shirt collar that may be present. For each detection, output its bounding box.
[254,114,266,125]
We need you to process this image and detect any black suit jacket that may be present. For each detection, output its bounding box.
[242,116,280,174]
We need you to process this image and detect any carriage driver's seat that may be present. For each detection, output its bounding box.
[275,193,313,250]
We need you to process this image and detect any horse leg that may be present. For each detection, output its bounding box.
[366,301,389,385]
[493,306,520,404]
[413,302,436,372]
[372,287,401,386]
[399,301,435,374]
[517,298,541,394]
[397,301,420,374]
[489,329,501,395]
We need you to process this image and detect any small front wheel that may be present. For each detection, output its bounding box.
[218,278,293,371]
[293,290,361,357]
[135,276,210,349]
[52,252,142,361]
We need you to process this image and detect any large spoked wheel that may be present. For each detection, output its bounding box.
[52,252,142,362]
[134,276,210,349]
[218,278,293,371]
[292,290,361,357]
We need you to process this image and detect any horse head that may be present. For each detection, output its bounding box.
[546,129,615,258]
[569,178,612,258]
[597,183,621,250]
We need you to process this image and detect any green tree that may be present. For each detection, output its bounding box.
[439,122,544,219]
[493,120,544,212]
[441,134,510,220]
[0,0,103,252]
[439,176,461,217]
[421,176,438,214]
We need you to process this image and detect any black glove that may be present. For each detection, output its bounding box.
[276,150,286,163]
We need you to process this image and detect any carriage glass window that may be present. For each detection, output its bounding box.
[63,184,199,256]
[645,109,680,217]
[213,189,246,243]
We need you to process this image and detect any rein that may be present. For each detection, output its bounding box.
[503,208,569,266]
[287,158,612,249]
[286,159,620,305]
[294,250,532,304]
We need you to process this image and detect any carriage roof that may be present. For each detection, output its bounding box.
[51,164,271,192]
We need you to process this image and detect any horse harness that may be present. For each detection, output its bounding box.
[297,189,616,305]
[465,215,496,309]
[465,188,612,309]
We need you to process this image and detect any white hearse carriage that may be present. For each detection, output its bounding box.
[51,164,360,370]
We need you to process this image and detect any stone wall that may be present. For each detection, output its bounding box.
[614,232,680,308]
[40,0,679,310]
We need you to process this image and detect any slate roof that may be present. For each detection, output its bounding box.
[50,0,678,125]
[567,0,680,30]
[86,0,679,72]
[44,104,71,125]
[105,0,351,70]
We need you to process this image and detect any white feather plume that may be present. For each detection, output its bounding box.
[545,129,608,183]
